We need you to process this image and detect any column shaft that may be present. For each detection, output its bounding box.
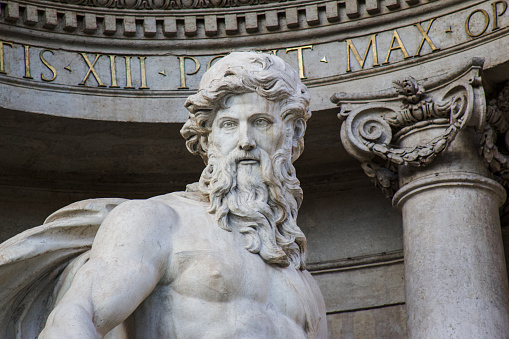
[394,128,509,338]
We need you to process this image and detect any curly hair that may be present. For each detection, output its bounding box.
[181,52,311,164]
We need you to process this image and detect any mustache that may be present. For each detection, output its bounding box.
[227,149,262,163]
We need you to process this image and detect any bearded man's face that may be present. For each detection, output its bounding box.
[208,92,286,172]
[199,92,306,268]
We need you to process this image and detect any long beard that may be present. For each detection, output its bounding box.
[198,143,307,269]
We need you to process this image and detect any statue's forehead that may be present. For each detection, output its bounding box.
[219,93,283,117]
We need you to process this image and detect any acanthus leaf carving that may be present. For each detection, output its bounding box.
[480,83,509,188]
[333,58,486,197]
[360,161,398,198]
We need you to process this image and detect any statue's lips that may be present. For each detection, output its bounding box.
[238,159,259,165]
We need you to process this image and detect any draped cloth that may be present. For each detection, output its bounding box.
[0,198,127,339]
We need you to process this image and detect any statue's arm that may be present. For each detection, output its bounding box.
[39,200,176,338]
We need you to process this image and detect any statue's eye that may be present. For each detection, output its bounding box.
[254,118,271,127]
[220,121,237,129]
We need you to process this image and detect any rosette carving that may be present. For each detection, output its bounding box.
[332,58,487,197]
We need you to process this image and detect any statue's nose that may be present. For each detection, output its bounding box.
[238,128,256,151]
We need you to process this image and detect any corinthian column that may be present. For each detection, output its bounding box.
[332,58,509,338]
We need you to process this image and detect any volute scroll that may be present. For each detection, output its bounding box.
[332,58,488,197]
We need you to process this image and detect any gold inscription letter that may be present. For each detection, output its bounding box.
[345,34,379,72]
[207,55,226,70]
[40,49,57,82]
[465,9,490,37]
[0,41,13,74]
[383,30,411,64]
[414,18,440,56]
[492,1,507,31]
[178,56,200,89]
[286,45,313,79]
[23,45,33,79]
[109,55,119,88]
[139,56,149,89]
[124,56,134,89]
[79,53,106,87]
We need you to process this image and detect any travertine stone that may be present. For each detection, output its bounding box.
[103,15,116,35]
[43,8,57,29]
[184,16,197,37]
[163,17,177,37]
[305,5,319,26]
[334,59,509,338]
[83,13,97,34]
[385,0,401,10]
[345,0,360,19]
[143,17,156,37]
[24,5,38,26]
[285,7,299,28]
[245,12,258,33]
[5,2,19,23]
[204,15,218,36]
[225,14,238,35]
[265,10,279,31]
[314,261,404,313]
[64,11,77,32]
[123,16,136,37]
[0,0,455,40]
[327,304,407,339]
[366,0,381,14]
[394,128,509,338]
[3,1,509,337]
[325,2,340,22]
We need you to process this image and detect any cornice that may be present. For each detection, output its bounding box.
[308,250,403,274]
[37,0,304,11]
[0,0,466,43]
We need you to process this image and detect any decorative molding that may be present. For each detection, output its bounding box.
[392,172,507,208]
[308,250,404,274]
[47,0,293,10]
[331,58,486,197]
[0,0,465,40]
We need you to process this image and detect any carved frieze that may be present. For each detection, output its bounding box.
[46,0,287,9]
[0,0,467,40]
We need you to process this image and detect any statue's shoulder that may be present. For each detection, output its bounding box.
[148,183,209,212]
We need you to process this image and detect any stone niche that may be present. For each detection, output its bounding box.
[2,0,509,337]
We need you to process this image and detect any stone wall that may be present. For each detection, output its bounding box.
[3,0,509,337]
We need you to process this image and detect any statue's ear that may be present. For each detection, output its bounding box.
[293,119,306,141]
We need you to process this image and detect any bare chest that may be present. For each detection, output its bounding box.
[167,222,309,308]
[134,219,316,338]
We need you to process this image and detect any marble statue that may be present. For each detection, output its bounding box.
[0,52,327,338]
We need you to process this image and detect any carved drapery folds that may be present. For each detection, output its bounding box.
[331,58,507,197]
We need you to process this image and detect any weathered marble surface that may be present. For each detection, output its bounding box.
[1,52,327,338]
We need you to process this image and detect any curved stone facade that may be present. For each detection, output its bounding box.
[2,0,509,337]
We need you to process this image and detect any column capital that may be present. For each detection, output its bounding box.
[332,58,509,198]
[332,58,509,338]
